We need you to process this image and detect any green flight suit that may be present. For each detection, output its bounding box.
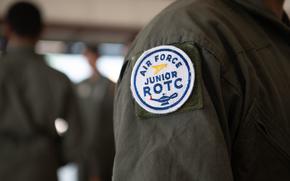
[0,45,82,181]
[113,0,290,180]
[77,74,115,181]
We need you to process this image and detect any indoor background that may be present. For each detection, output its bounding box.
[0,0,289,181]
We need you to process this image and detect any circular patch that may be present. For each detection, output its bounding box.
[131,45,195,114]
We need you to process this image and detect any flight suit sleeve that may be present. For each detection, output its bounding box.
[113,42,242,181]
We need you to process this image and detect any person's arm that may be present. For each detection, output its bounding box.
[60,81,83,164]
[113,43,242,181]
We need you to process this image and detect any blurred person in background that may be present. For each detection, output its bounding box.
[0,2,82,181]
[77,45,115,181]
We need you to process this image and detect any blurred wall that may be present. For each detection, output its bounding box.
[0,0,289,43]
[0,0,174,28]
[1,0,289,27]
[285,0,290,14]
[0,0,175,43]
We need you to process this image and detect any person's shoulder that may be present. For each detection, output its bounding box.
[97,74,114,89]
[127,0,235,59]
[0,54,23,76]
[77,77,91,85]
[102,75,115,85]
[32,55,72,85]
[44,65,71,84]
[0,53,73,91]
[98,75,115,91]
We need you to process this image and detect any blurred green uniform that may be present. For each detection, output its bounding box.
[0,45,82,181]
[113,0,290,181]
[77,73,115,181]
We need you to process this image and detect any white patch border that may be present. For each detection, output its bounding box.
[131,45,195,114]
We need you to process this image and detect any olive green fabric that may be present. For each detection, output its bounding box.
[0,46,82,181]
[113,0,290,181]
[77,75,115,181]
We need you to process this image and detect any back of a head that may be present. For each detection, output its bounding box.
[4,1,43,38]
[85,44,100,55]
[83,44,100,69]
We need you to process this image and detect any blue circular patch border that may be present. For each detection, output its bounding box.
[133,48,193,111]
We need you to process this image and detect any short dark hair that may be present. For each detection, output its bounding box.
[4,1,43,38]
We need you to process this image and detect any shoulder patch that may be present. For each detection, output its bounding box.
[130,45,195,114]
